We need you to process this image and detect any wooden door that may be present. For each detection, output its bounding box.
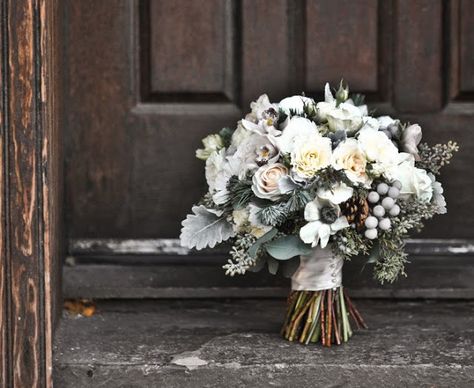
[63,1,474,296]
[1,1,63,387]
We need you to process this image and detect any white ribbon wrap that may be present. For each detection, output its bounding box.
[291,248,343,291]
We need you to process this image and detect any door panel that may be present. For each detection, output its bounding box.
[64,0,474,241]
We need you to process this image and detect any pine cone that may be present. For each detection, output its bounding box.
[340,197,369,231]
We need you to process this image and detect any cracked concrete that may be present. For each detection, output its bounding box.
[54,299,474,387]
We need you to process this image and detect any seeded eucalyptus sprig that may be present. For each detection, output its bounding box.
[416,141,459,175]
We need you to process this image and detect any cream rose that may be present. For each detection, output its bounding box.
[252,163,288,201]
[291,134,332,179]
[332,138,371,186]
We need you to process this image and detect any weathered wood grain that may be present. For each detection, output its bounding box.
[0,0,62,387]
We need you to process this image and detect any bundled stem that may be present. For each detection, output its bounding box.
[282,287,366,346]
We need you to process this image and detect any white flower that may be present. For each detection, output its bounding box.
[400,124,422,161]
[317,182,353,204]
[385,153,433,201]
[232,205,272,238]
[358,129,399,175]
[377,116,399,130]
[205,149,226,192]
[317,84,366,134]
[276,116,319,154]
[279,95,316,115]
[291,132,332,179]
[227,122,252,155]
[252,163,288,201]
[196,134,224,160]
[228,133,278,178]
[245,94,276,122]
[332,138,371,186]
[321,102,364,133]
[248,204,273,237]
[428,173,446,214]
[299,199,349,248]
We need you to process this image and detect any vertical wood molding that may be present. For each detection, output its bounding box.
[0,0,62,387]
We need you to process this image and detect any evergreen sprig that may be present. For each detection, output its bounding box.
[226,175,253,210]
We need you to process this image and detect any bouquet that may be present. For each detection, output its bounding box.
[180,82,458,346]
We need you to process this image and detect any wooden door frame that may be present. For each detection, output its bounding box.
[1,0,62,387]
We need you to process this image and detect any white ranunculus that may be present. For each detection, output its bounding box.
[386,154,433,201]
[358,129,399,175]
[279,95,316,115]
[299,199,349,248]
[291,133,332,179]
[317,182,353,205]
[276,116,319,154]
[400,124,422,161]
[252,163,288,201]
[332,138,371,186]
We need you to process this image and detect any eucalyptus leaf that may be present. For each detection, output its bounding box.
[267,257,279,275]
[248,228,277,258]
[280,257,301,278]
[247,257,266,273]
[264,235,313,260]
[180,205,235,250]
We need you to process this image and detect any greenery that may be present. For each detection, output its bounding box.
[417,141,459,175]
[219,127,235,148]
[223,233,258,276]
[226,175,253,210]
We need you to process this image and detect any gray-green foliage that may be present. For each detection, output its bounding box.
[417,141,459,175]
[223,233,257,276]
[180,206,235,250]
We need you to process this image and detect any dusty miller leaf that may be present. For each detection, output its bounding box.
[180,205,235,250]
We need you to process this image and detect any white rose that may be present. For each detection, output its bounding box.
[323,102,364,133]
[252,163,289,201]
[332,138,372,186]
[377,115,399,130]
[276,116,319,154]
[386,154,433,201]
[292,133,332,179]
[358,129,399,175]
[279,95,316,115]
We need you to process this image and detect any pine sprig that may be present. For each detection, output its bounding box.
[226,175,253,210]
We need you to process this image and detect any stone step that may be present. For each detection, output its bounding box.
[53,299,474,387]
